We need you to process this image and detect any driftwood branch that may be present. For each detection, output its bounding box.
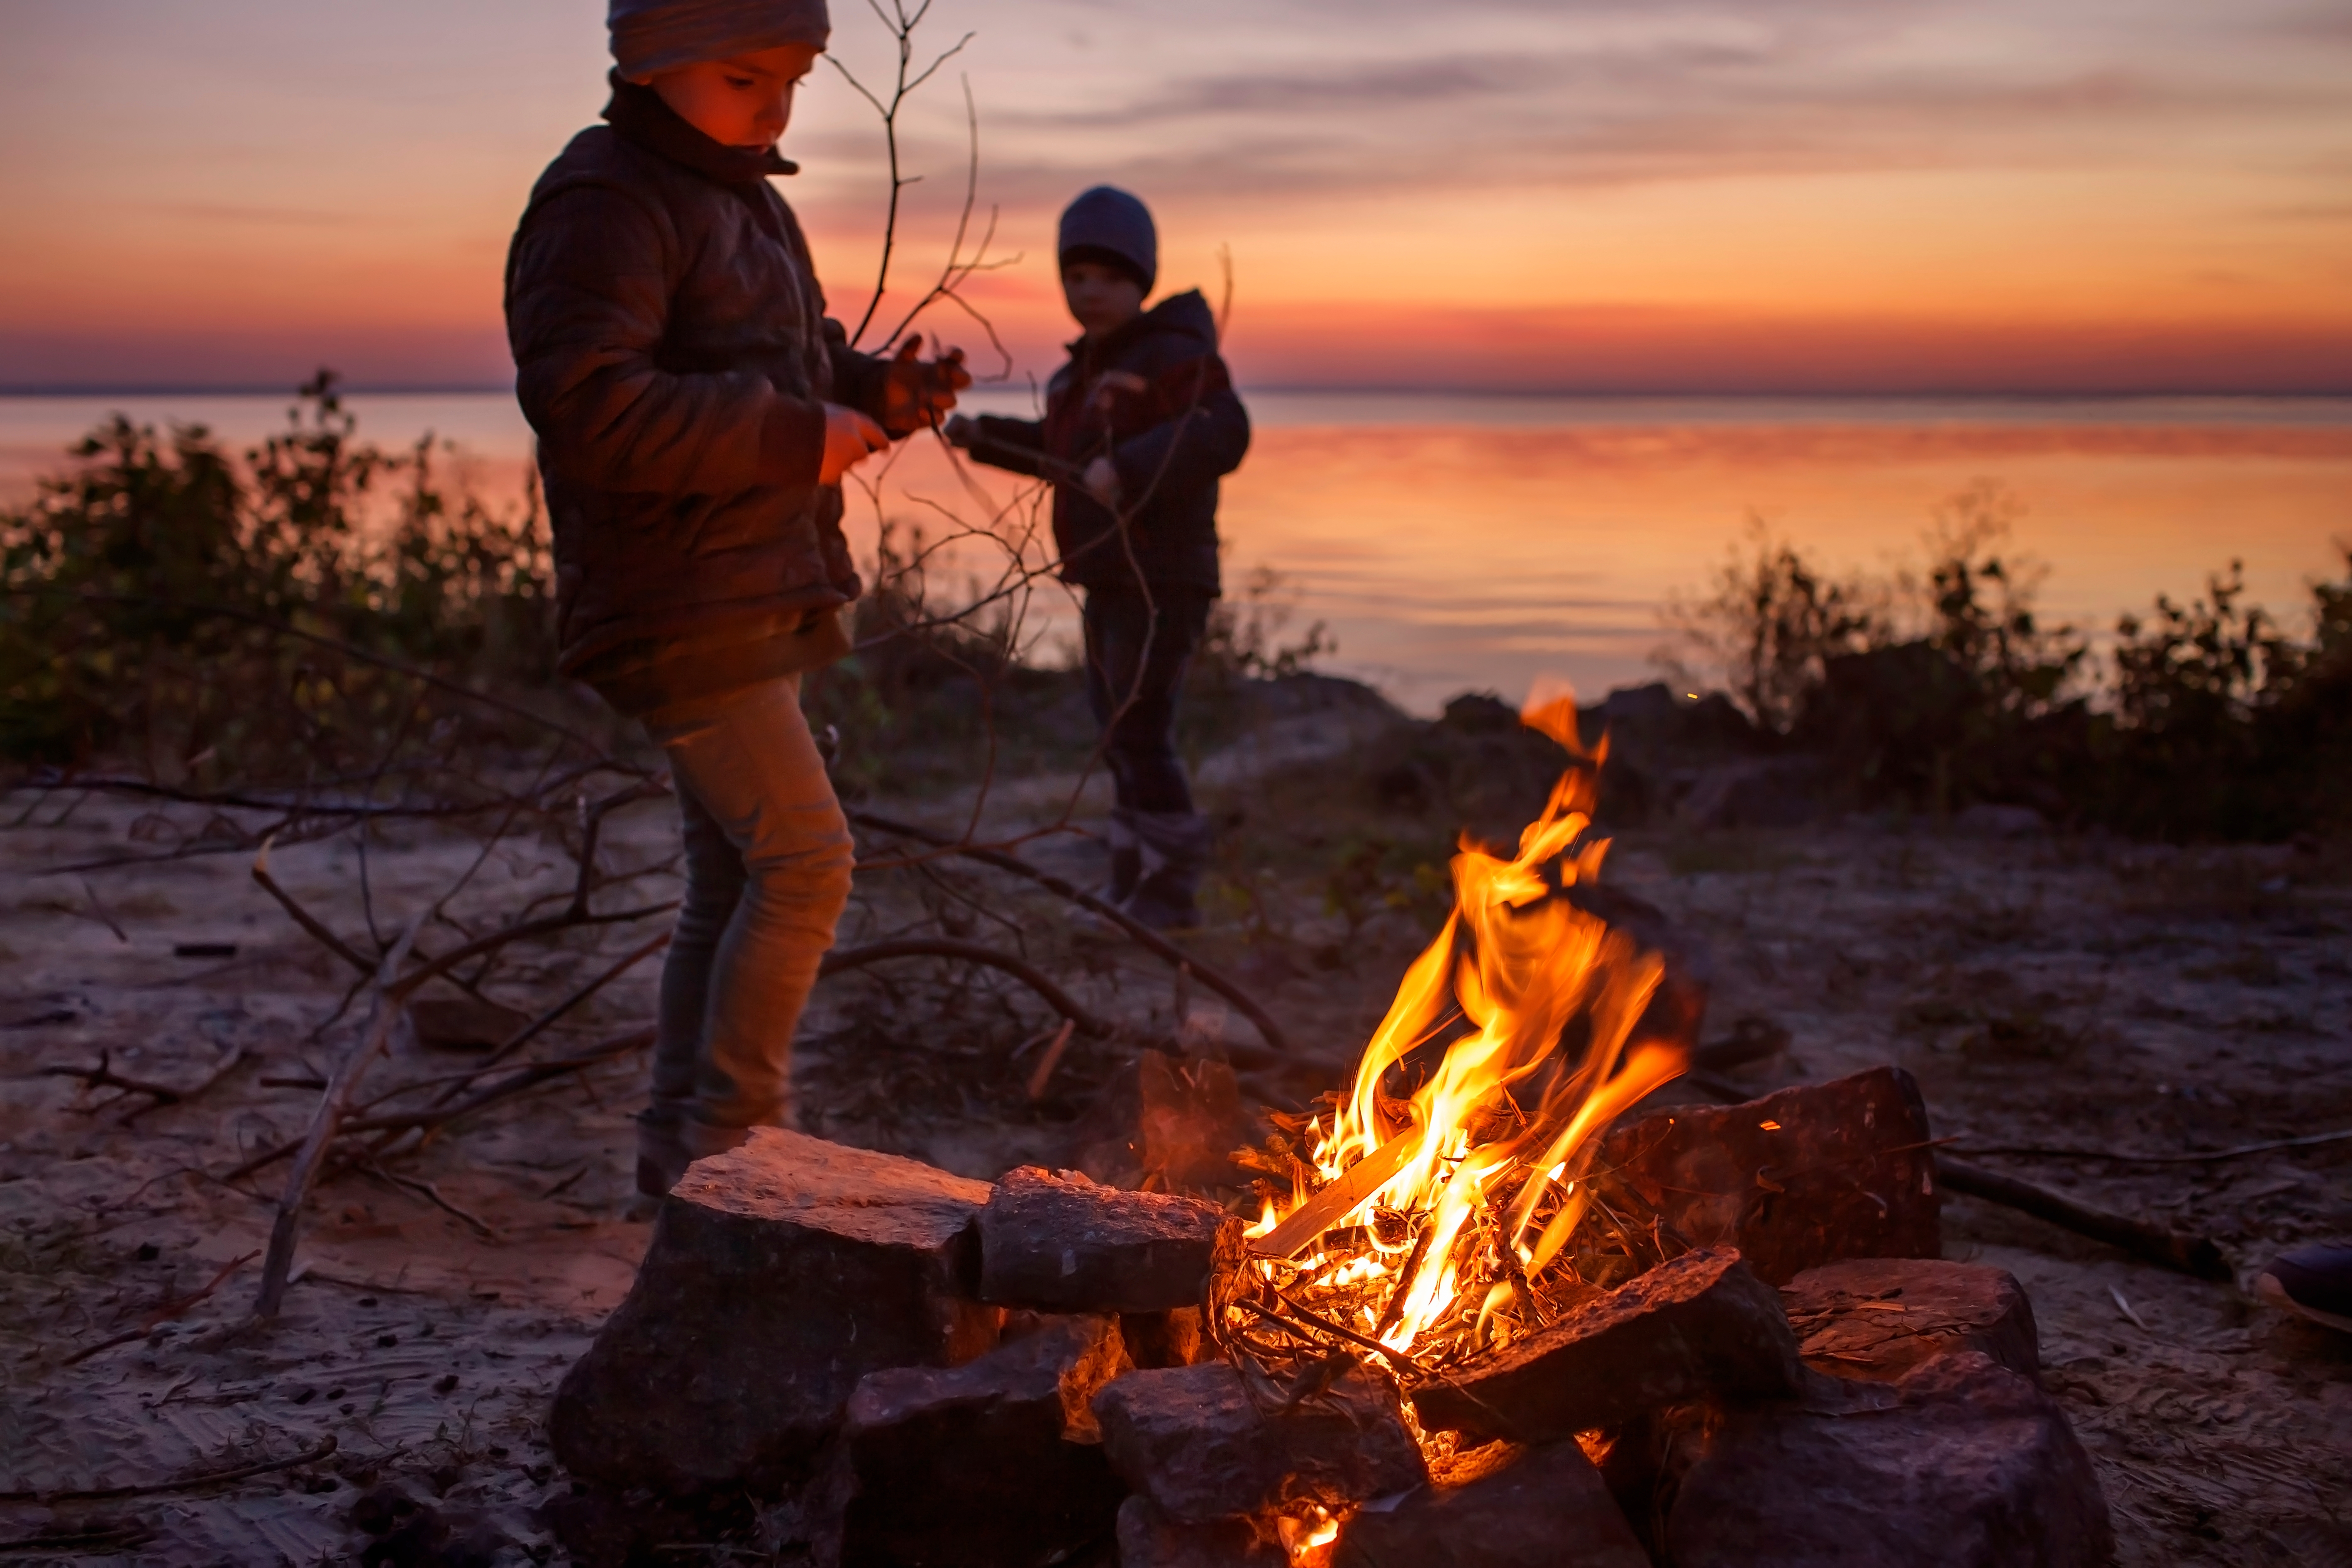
[822,937,1113,1036]
[0,1435,339,1506]
[1935,1156,2233,1282]
[1954,1127,2352,1166]
[253,920,421,1318]
[848,808,1294,1058]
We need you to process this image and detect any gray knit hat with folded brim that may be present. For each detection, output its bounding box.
[610,0,831,79]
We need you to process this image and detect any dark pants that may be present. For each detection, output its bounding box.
[1082,586,1213,814]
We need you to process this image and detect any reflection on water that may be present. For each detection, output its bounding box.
[5,393,2347,713]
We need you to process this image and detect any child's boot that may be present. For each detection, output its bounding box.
[1123,809,1211,931]
[1103,807,1144,905]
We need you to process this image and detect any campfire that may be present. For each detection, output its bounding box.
[1222,688,1688,1409]
[545,690,2116,1568]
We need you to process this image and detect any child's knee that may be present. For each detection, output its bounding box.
[743,808,855,916]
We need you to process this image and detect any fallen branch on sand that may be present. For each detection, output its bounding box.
[59,1250,261,1366]
[0,1435,339,1505]
[849,808,1293,1057]
[1935,1156,2234,1282]
[1954,1127,2352,1166]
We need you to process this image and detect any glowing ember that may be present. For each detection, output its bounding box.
[1222,684,1688,1392]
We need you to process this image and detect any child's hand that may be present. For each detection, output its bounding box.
[820,404,889,484]
[1082,456,1120,506]
[880,335,973,434]
[941,415,977,449]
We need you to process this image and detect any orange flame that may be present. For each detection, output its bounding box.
[1243,684,1687,1359]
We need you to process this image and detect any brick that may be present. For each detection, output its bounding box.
[811,1314,1130,1567]
[1601,1066,1941,1285]
[1093,1361,1427,1524]
[1666,1351,2113,1567]
[1780,1258,2038,1383]
[1333,1439,1650,1568]
[1410,1248,1802,1445]
[550,1129,999,1492]
[979,1166,1235,1313]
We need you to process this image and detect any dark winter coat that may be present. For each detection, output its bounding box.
[504,78,892,711]
[963,290,1248,595]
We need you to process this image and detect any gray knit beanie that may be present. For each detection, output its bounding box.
[1058,186,1157,295]
[609,0,831,79]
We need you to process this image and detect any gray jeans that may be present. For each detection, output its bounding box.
[639,676,854,1166]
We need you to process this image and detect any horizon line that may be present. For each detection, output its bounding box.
[6,381,2352,401]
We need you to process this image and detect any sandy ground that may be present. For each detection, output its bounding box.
[1,744,2347,1564]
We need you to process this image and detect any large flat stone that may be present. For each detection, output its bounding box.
[1093,1362,1427,1524]
[1115,1497,1287,1568]
[979,1166,1235,1313]
[551,1129,1000,1492]
[1780,1258,2039,1382]
[1411,1247,1802,1445]
[1333,1439,1650,1568]
[1666,1351,2114,1568]
[811,1314,1130,1568]
[1600,1066,1941,1285]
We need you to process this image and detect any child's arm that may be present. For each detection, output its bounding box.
[509,185,845,497]
[1105,372,1249,507]
[944,413,1054,478]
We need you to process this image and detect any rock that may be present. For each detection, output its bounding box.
[1780,1258,2038,1382]
[1121,1307,1210,1369]
[1333,1439,1650,1568]
[1600,1066,1941,1285]
[812,1314,1130,1568]
[1116,1497,1287,1568]
[980,1166,1234,1313]
[1093,1361,1427,1524]
[1410,1248,1802,1445]
[551,1128,1001,1493]
[1666,1351,2114,1567]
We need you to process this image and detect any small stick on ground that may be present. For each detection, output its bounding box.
[1937,1156,2233,1282]
[253,920,422,1318]
[1025,1019,1076,1101]
[60,1250,261,1366]
[0,1435,339,1505]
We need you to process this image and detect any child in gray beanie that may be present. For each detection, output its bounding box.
[948,186,1250,930]
[506,0,969,1196]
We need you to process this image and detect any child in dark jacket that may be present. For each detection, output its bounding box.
[946,187,1251,929]
[505,0,967,1195]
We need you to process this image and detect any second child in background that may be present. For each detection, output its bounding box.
[947,186,1250,930]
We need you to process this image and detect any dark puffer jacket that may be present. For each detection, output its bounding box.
[963,291,1248,595]
[505,79,892,705]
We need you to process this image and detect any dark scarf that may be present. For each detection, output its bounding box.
[602,72,798,186]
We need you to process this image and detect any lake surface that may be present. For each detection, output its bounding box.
[6,390,2347,714]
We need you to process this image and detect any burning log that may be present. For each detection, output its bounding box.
[1664,1351,2115,1567]
[1780,1258,2039,1383]
[1091,1361,1427,1524]
[550,1129,1002,1493]
[809,1314,1131,1568]
[1331,1438,1651,1568]
[979,1166,1236,1313]
[1598,1065,1942,1285]
[1408,1246,1803,1445]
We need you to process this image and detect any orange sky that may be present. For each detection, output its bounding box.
[4,0,2349,391]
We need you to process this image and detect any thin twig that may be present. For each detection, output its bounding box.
[254,919,422,1318]
[0,1436,338,1505]
[1955,1127,2352,1166]
[59,1250,261,1366]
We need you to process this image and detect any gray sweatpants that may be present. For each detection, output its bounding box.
[637,675,854,1181]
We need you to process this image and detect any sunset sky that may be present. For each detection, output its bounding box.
[5,0,2350,393]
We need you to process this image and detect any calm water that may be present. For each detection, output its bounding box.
[5,391,2347,714]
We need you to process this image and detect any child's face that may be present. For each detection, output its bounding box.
[1062,261,1146,339]
[644,44,822,149]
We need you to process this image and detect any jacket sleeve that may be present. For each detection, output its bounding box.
[823,320,891,425]
[962,415,1050,479]
[506,183,826,499]
[1108,381,1249,507]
